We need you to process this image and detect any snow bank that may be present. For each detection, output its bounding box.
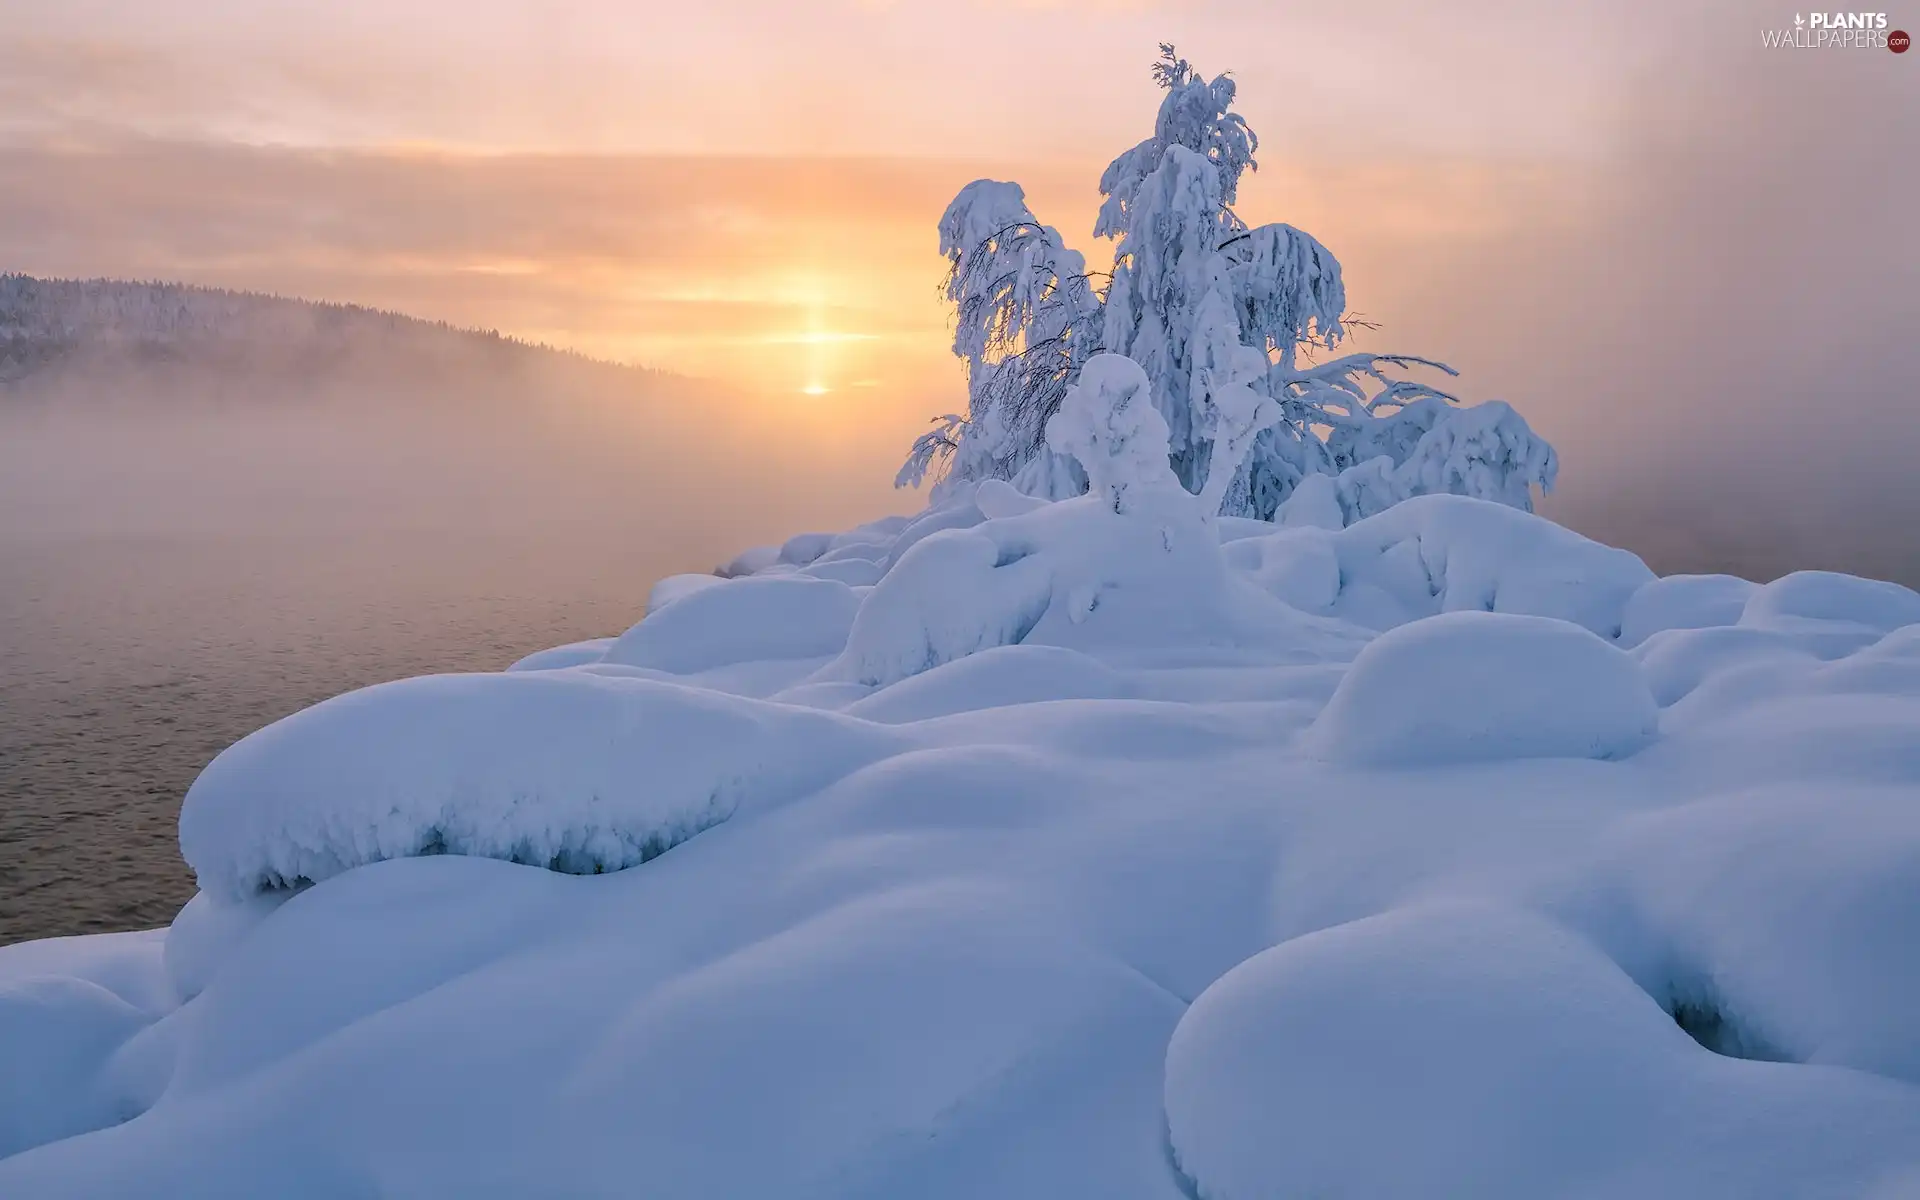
[1305,611,1658,765]
[179,670,897,900]
[605,575,861,674]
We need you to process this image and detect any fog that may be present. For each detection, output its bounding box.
[0,347,913,564]
[1422,44,1920,584]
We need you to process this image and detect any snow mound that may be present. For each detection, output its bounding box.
[179,670,896,900]
[161,890,290,1003]
[1305,610,1658,765]
[1618,573,1754,647]
[824,487,1340,688]
[799,556,884,586]
[605,575,861,674]
[1164,902,1920,1200]
[1740,570,1920,634]
[1633,623,1881,711]
[646,572,726,614]
[1324,494,1654,636]
[824,366,1349,689]
[505,637,613,672]
[0,976,152,1159]
[844,644,1134,724]
[1567,786,1920,1083]
[1220,526,1340,612]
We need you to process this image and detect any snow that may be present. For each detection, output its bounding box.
[0,976,152,1159]
[605,574,861,673]
[1042,353,1179,514]
[177,670,898,900]
[843,644,1134,724]
[1304,610,1659,766]
[504,636,612,672]
[1742,569,1920,633]
[7,483,1920,1195]
[646,571,727,613]
[160,891,290,1003]
[1618,572,1754,647]
[1164,901,1920,1200]
[1322,492,1655,636]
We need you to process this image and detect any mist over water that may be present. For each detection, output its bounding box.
[0,349,913,942]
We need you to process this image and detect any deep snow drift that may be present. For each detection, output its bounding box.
[5,460,1920,1195]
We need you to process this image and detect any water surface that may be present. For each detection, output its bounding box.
[0,529,674,943]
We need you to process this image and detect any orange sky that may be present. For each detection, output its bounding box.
[3,0,1916,580]
[0,0,1798,412]
[0,0,1661,414]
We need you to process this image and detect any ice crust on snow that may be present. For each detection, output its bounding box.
[7,483,1920,1197]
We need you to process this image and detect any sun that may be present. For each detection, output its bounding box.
[799,382,830,396]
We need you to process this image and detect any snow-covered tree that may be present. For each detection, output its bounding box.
[898,181,1102,499]
[902,44,1558,523]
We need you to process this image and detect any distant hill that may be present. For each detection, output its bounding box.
[0,275,658,391]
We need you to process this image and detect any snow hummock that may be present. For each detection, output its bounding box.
[1164,901,1920,1200]
[177,670,896,900]
[1304,610,1659,766]
[605,574,861,674]
[7,477,1920,1195]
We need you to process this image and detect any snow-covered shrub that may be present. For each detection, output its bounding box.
[901,44,1557,522]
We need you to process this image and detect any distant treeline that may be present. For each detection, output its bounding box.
[0,275,659,386]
